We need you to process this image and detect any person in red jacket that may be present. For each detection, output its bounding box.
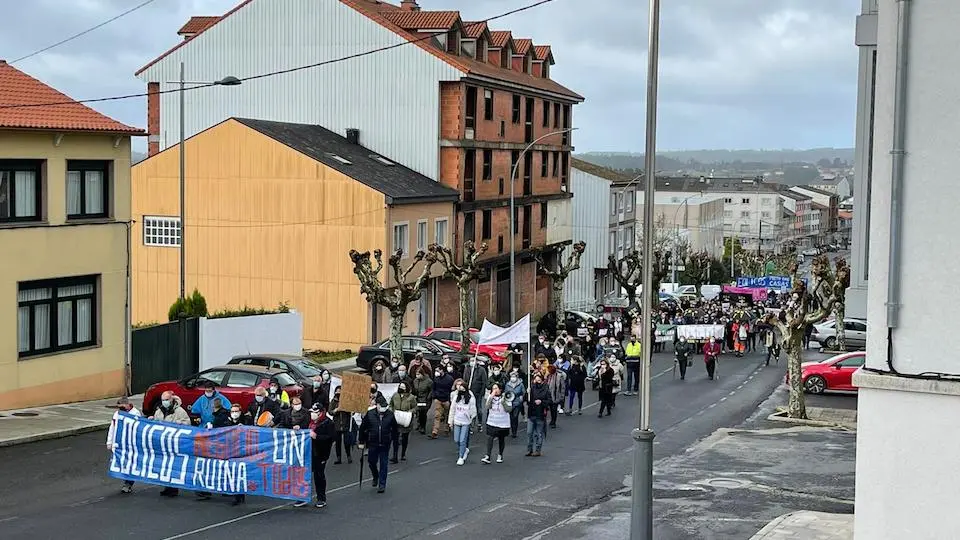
[703,336,721,380]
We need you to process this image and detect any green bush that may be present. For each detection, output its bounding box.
[208,302,291,320]
[167,289,209,321]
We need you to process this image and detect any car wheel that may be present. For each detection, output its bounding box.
[804,375,827,394]
[824,337,837,350]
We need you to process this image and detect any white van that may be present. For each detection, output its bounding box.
[700,285,722,300]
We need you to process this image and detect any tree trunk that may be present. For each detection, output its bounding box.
[457,281,472,353]
[552,280,565,337]
[785,327,807,419]
[388,310,405,364]
[835,303,846,352]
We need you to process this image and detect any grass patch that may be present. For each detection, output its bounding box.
[304,350,355,364]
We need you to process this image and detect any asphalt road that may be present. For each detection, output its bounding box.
[0,349,787,540]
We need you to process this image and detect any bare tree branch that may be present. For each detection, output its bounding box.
[428,241,488,352]
[536,241,587,336]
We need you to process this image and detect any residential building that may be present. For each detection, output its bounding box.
[779,190,814,246]
[567,159,613,311]
[837,210,852,247]
[634,192,725,259]
[0,61,142,409]
[809,174,852,199]
[135,0,583,327]
[131,118,458,351]
[790,185,840,236]
[852,1,960,538]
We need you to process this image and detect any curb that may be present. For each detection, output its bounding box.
[749,511,794,539]
[766,411,856,431]
[0,422,111,448]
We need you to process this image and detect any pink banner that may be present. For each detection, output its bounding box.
[722,285,768,301]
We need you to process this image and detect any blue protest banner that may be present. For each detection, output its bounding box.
[736,275,792,290]
[107,412,312,502]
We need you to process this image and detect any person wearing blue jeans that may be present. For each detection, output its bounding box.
[525,372,551,456]
[358,396,399,493]
[447,379,478,465]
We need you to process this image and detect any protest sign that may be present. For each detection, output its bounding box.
[108,412,311,502]
[338,372,373,413]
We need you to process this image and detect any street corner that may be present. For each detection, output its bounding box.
[650,424,856,539]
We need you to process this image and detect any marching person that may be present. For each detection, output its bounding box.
[608,355,624,408]
[430,366,454,439]
[624,335,642,396]
[412,366,433,435]
[395,363,412,389]
[330,386,354,465]
[545,365,565,428]
[481,383,512,464]
[107,397,141,494]
[303,371,331,412]
[704,336,721,380]
[226,403,249,425]
[371,359,395,384]
[358,395,399,494]
[245,386,279,427]
[566,356,587,415]
[296,404,335,508]
[197,398,232,502]
[487,362,507,391]
[267,378,291,409]
[191,382,231,427]
[525,372,551,456]
[764,326,781,366]
[596,358,616,417]
[448,378,477,466]
[153,391,190,497]
[408,352,432,377]
[389,382,417,463]
[505,368,526,438]
[462,356,488,431]
[674,336,692,380]
[279,396,311,430]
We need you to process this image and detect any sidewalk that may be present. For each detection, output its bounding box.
[750,511,853,539]
[0,394,142,448]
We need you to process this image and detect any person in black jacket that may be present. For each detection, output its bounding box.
[565,357,588,415]
[358,396,399,493]
[245,387,280,426]
[302,371,332,412]
[525,373,551,457]
[278,396,311,430]
[430,368,454,439]
[295,404,336,508]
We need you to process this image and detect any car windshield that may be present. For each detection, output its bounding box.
[291,359,323,376]
[272,372,298,386]
[431,339,457,352]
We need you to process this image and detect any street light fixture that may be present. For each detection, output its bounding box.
[508,127,578,323]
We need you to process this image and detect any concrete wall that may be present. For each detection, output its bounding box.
[198,312,303,371]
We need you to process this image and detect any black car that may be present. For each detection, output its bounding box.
[355,336,469,372]
[227,354,327,384]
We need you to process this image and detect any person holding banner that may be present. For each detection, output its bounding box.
[296,403,335,508]
[191,382,231,427]
[152,392,190,497]
[246,387,279,427]
[107,397,141,494]
[358,396,399,493]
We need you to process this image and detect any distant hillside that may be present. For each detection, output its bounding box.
[577,148,855,172]
[132,151,146,164]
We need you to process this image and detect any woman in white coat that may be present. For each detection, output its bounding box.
[447,378,477,466]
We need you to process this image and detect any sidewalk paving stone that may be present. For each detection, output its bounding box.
[0,394,142,447]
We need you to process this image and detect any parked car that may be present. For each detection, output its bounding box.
[801,351,865,394]
[355,336,469,372]
[811,318,868,350]
[142,365,302,418]
[802,248,821,257]
[421,327,508,363]
[227,354,326,384]
[536,310,598,338]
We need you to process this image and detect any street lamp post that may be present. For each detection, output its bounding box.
[632,0,660,538]
[508,127,577,323]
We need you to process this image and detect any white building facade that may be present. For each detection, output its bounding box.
[853,1,960,538]
[566,165,611,311]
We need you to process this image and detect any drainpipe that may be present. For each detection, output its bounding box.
[885,0,911,371]
[124,221,133,396]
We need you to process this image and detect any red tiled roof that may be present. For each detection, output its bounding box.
[0,61,142,134]
[488,30,513,48]
[513,38,533,56]
[381,10,460,30]
[177,16,221,35]
[534,45,553,62]
[462,21,488,39]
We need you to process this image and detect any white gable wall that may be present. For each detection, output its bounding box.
[138,0,465,179]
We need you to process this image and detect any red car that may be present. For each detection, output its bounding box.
[801,351,865,394]
[422,327,509,363]
[142,365,303,418]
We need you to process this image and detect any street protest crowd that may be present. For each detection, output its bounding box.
[106,290,794,510]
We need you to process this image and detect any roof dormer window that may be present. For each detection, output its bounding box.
[433,32,447,49]
[461,39,476,59]
[477,38,487,62]
[447,29,459,53]
[502,46,512,68]
[525,54,533,74]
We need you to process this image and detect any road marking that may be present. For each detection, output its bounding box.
[719,397,727,402]
[564,472,579,479]
[431,522,461,535]
[161,470,400,539]
[0,517,18,523]
[42,447,72,455]
[516,507,541,516]
[597,456,614,465]
[529,484,552,495]
[68,497,104,508]
[419,457,441,465]
[728,391,736,396]
[486,503,508,512]
[708,403,717,409]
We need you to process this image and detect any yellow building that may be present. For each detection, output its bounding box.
[0,60,142,409]
[131,118,458,351]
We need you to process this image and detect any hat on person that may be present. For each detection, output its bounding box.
[116,396,131,407]
[310,403,325,413]
[375,395,388,408]
[203,380,216,389]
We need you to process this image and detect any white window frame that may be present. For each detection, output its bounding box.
[143,216,181,247]
[393,222,410,258]
[416,219,428,252]
[434,218,449,248]
[625,190,634,212]
[610,194,617,216]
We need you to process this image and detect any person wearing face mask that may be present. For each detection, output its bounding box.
[544,365,565,428]
[525,373,551,457]
[267,378,291,410]
[674,336,692,380]
[566,357,587,415]
[226,403,252,504]
[704,336,721,380]
[389,382,417,463]
[411,366,434,435]
[487,363,506,392]
[408,352,432,378]
[296,404,335,508]
[195,398,231,502]
[329,386,354,465]
[304,372,332,412]
[107,397,141,494]
[596,359,615,417]
[534,334,555,363]
[462,357,488,431]
[245,386,280,427]
[151,391,190,497]
[481,383,512,464]
[280,397,311,430]
[504,369,526,438]
[440,355,461,379]
[430,367,454,439]
[506,342,524,373]
[368,383,384,410]
[447,378,477,465]
[395,364,412,389]
[624,335,642,396]
[191,382,231,427]
[371,359,395,384]
[358,396,399,493]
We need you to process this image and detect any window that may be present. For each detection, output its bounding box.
[723,210,732,218]
[18,275,98,358]
[225,371,259,388]
[837,355,865,368]
[610,194,617,216]
[67,160,109,219]
[740,211,751,218]
[512,95,521,123]
[542,100,550,127]
[483,89,493,120]
[617,193,624,213]
[417,220,428,251]
[761,211,771,218]
[739,223,749,232]
[481,209,492,240]
[393,223,409,257]
[552,151,560,176]
[553,103,561,128]
[724,197,733,204]
[499,178,504,195]
[742,198,750,204]
[510,150,520,175]
[465,86,477,131]
[497,235,504,253]
[480,150,492,181]
[461,39,477,59]
[540,151,549,177]
[625,226,634,248]
[625,190,634,212]
[762,197,772,206]
[609,231,617,252]
[143,216,181,247]
[192,370,229,387]
[0,160,42,223]
[435,218,449,247]
[540,203,548,228]
[464,150,476,180]
[513,206,519,232]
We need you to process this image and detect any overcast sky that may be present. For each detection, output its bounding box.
[1,0,861,153]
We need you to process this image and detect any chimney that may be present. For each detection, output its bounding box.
[400,0,420,11]
[147,82,161,156]
[346,129,360,145]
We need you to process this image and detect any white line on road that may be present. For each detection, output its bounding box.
[708,403,717,409]
[42,447,72,455]
[729,391,736,396]
[516,507,541,516]
[529,484,552,495]
[431,522,461,535]
[719,397,727,402]
[564,472,579,479]
[0,516,19,523]
[486,503,508,513]
[419,457,441,465]
[597,456,614,465]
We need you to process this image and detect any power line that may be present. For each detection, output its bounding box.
[0,0,558,110]
[9,0,161,64]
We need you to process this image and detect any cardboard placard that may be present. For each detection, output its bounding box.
[338,372,373,414]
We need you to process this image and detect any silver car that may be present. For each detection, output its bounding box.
[810,318,867,350]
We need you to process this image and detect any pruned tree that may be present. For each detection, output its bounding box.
[684,250,712,296]
[608,250,641,310]
[535,241,587,336]
[735,247,797,278]
[832,258,851,351]
[763,255,850,419]
[349,248,436,364]
[428,240,488,353]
